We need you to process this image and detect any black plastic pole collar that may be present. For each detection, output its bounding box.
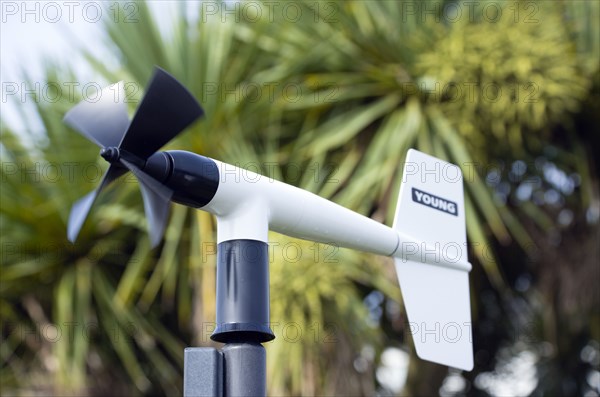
[211,240,275,343]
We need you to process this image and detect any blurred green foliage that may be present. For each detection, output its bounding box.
[1,1,599,395]
[416,4,589,155]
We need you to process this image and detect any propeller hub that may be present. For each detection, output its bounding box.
[100,147,120,163]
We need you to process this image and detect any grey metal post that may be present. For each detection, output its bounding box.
[184,348,223,396]
[222,343,266,397]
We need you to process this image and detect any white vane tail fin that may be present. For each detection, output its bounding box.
[392,149,473,371]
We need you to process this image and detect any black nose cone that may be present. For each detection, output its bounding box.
[100,147,120,163]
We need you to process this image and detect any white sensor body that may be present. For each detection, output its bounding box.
[202,149,473,371]
[203,160,398,255]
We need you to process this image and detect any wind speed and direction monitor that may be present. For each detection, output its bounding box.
[65,67,473,396]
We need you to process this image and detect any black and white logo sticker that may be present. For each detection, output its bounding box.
[412,188,458,216]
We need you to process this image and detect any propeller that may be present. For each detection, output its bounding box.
[65,67,204,247]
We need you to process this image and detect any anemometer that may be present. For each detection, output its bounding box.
[65,67,473,396]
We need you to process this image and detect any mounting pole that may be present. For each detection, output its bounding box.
[184,239,274,397]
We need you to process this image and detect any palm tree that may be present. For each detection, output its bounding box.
[2,1,598,395]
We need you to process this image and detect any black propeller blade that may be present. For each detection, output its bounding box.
[119,68,204,160]
[67,165,128,243]
[120,158,174,247]
[64,81,130,148]
[64,67,203,247]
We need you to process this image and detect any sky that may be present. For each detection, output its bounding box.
[0,1,183,134]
